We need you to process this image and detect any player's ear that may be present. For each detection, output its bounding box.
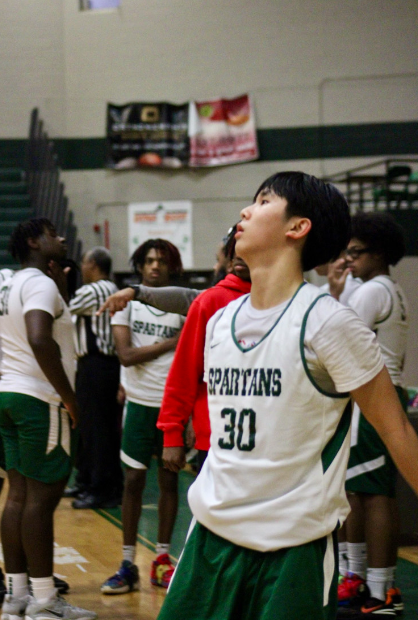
[285,217,312,240]
[27,236,40,250]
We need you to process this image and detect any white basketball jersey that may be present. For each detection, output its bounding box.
[112,301,184,407]
[188,283,352,552]
[349,276,408,386]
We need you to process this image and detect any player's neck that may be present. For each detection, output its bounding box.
[22,255,48,273]
[248,254,304,310]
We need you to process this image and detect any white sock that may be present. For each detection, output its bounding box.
[122,545,136,564]
[5,573,29,598]
[30,576,56,603]
[387,565,396,590]
[155,543,170,558]
[347,541,367,579]
[338,542,348,575]
[367,567,390,602]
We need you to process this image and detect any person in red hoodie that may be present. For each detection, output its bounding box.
[158,252,251,473]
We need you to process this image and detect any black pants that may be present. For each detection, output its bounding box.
[75,354,123,499]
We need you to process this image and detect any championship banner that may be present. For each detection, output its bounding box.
[128,201,193,268]
[107,102,189,169]
[188,94,258,167]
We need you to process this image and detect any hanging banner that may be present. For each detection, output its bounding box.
[188,94,258,167]
[106,94,258,169]
[128,201,193,268]
[107,102,189,169]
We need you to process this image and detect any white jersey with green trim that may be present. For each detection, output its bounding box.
[0,268,75,405]
[189,282,384,552]
[111,301,184,407]
[348,275,408,386]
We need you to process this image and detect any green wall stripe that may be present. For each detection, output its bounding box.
[0,121,417,170]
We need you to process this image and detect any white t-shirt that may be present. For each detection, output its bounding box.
[348,276,408,386]
[0,268,75,405]
[111,301,184,407]
[193,283,384,551]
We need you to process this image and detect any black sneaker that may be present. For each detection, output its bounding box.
[53,575,70,595]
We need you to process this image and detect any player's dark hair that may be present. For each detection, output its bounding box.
[130,238,183,279]
[87,246,112,277]
[351,211,405,266]
[224,223,238,260]
[9,218,55,263]
[254,172,351,271]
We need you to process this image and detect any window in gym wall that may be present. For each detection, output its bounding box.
[80,0,120,10]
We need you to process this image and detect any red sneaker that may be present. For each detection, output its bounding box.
[338,572,370,607]
[150,553,175,588]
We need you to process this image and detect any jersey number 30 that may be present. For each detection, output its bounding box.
[218,407,256,452]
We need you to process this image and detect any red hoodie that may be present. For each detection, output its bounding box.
[157,273,251,450]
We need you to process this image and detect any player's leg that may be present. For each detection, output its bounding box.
[101,401,151,594]
[150,424,178,588]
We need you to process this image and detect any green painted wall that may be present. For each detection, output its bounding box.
[1,121,418,170]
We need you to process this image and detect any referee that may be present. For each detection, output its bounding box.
[67,247,123,509]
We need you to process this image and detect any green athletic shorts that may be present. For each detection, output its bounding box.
[345,386,408,497]
[0,392,77,483]
[158,521,339,620]
[121,401,163,469]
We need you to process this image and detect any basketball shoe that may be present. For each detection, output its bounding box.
[150,554,174,588]
[100,560,139,594]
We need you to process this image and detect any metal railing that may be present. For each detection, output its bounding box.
[323,158,418,212]
[26,108,82,262]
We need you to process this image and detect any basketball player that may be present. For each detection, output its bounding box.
[155,172,418,620]
[0,219,95,620]
[101,239,184,594]
[332,212,408,617]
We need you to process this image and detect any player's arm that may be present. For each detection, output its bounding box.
[112,324,180,367]
[98,285,202,317]
[25,310,78,428]
[135,285,202,316]
[351,366,418,496]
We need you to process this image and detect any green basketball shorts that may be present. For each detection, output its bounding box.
[346,386,407,497]
[158,521,339,620]
[121,401,163,469]
[0,392,77,483]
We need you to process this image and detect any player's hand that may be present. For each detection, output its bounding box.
[185,419,196,449]
[163,446,186,473]
[48,260,70,303]
[62,398,79,429]
[97,287,135,317]
[327,258,350,300]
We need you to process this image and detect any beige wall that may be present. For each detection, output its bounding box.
[1,0,418,384]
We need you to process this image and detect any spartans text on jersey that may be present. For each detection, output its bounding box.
[132,320,180,338]
[208,367,282,397]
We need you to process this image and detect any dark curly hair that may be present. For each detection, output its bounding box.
[253,171,351,271]
[9,218,55,263]
[130,238,183,279]
[350,211,405,266]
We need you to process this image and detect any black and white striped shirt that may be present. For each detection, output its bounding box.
[69,279,118,357]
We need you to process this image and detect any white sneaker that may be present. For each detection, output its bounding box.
[1,594,31,620]
[24,595,97,620]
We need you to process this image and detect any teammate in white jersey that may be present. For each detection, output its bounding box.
[0,219,96,620]
[331,212,409,617]
[157,172,418,620]
[101,239,184,595]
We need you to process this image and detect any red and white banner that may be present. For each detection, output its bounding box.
[188,94,258,167]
